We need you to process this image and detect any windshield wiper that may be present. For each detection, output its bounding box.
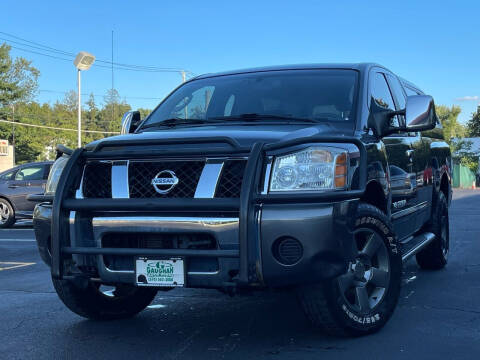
[140,118,222,130]
[140,113,322,131]
[208,113,321,123]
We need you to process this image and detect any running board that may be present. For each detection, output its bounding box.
[401,232,435,262]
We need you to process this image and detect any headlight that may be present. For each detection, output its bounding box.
[45,155,69,195]
[269,146,348,192]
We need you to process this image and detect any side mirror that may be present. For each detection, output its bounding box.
[120,111,141,134]
[405,95,436,132]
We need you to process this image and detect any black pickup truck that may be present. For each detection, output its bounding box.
[32,63,451,336]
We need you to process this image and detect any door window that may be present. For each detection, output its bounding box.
[371,72,399,127]
[372,73,396,110]
[15,166,45,181]
[404,86,417,96]
[386,74,406,110]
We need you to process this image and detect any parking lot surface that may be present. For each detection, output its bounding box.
[1,190,479,360]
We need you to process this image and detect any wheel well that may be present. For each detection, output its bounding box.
[440,174,449,200]
[361,181,387,214]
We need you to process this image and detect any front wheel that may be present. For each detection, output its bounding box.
[52,277,158,320]
[0,199,15,228]
[297,203,402,336]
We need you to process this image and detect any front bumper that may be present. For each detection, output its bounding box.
[34,199,358,288]
[36,136,367,289]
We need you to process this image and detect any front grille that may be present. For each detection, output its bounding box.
[102,233,216,250]
[129,161,204,198]
[82,162,112,198]
[80,158,247,199]
[216,160,247,198]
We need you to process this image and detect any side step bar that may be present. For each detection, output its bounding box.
[401,232,435,262]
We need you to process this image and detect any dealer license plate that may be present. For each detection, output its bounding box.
[135,258,185,287]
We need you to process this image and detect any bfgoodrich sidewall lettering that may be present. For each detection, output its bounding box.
[327,204,402,334]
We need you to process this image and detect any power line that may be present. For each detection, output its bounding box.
[2,108,121,125]
[0,31,196,75]
[0,119,120,134]
[0,32,74,56]
[5,43,186,73]
[38,89,162,100]
[2,110,125,126]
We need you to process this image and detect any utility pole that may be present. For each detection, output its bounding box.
[111,30,115,123]
[77,69,81,147]
[11,104,15,165]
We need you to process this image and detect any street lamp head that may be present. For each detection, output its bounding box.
[74,51,95,71]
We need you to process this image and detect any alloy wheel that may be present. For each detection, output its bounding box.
[337,228,390,314]
[0,202,10,224]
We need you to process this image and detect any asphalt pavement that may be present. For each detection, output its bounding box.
[1,190,479,360]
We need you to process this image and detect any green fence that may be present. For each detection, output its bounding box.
[453,163,476,188]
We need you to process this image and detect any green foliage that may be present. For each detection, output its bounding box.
[467,105,480,137]
[451,139,479,174]
[137,108,152,119]
[435,105,465,142]
[0,43,151,164]
[0,92,149,163]
[0,43,39,106]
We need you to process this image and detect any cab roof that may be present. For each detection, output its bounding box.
[194,63,386,80]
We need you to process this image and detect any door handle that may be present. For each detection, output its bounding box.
[8,185,20,189]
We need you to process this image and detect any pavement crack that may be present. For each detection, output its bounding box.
[423,305,480,315]
[0,289,55,294]
[168,329,201,360]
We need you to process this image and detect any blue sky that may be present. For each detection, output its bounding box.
[2,0,479,123]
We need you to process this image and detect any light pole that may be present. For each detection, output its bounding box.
[73,51,95,147]
[10,104,15,165]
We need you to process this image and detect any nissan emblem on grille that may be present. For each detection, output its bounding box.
[151,170,179,194]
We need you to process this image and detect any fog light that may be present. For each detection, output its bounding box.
[272,237,303,265]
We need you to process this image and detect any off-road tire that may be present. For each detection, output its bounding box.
[297,203,402,337]
[52,277,158,320]
[416,191,449,270]
[0,198,15,228]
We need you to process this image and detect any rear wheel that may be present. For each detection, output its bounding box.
[416,191,449,270]
[297,203,402,336]
[52,277,158,320]
[0,199,15,228]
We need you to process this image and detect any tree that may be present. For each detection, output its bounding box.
[100,89,131,133]
[435,105,464,142]
[467,105,480,137]
[137,108,152,119]
[0,43,155,162]
[451,139,479,174]
[0,43,39,107]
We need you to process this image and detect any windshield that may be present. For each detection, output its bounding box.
[140,69,358,130]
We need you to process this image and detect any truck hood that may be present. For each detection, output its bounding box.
[85,124,354,151]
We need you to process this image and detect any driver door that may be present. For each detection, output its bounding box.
[12,164,48,212]
[370,70,420,240]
